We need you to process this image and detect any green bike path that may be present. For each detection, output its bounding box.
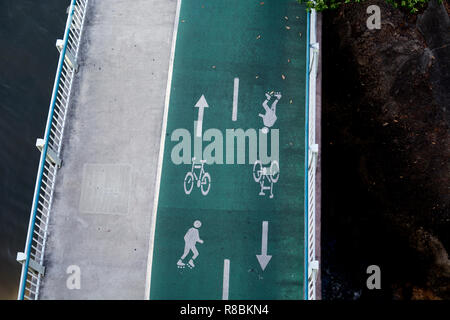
[149,0,308,300]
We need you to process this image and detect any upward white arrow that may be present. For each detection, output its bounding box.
[256,221,272,271]
[195,95,209,137]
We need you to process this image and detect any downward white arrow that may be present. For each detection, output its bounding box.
[195,95,209,137]
[256,221,272,271]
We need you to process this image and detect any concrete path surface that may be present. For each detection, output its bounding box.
[39,0,177,299]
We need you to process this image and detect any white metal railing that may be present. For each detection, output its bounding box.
[16,0,89,300]
[306,9,320,300]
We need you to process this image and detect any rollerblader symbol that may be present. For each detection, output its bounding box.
[177,220,204,269]
[259,92,281,134]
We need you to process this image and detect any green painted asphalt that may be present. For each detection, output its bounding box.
[149,0,308,299]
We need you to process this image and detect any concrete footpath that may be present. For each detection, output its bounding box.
[39,0,177,299]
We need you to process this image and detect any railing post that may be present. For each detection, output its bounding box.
[308,260,319,280]
[36,138,62,168]
[16,252,45,276]
[309,143,319,169]
[56,39,78,71]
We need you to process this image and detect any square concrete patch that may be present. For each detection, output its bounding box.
[79,164,132,215]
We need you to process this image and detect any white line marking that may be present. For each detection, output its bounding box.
[144,0,183,300]
[222,259,230,300]
[232,77,239,121]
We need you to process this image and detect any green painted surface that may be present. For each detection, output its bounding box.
[150,0,307,300]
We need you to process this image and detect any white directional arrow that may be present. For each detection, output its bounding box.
[256,221,272,271]
[195,94,209,137]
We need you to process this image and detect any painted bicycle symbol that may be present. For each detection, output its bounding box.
[253,160,279,199]
[184,157,211,196]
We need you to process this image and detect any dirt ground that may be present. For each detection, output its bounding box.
[321,0,449,299]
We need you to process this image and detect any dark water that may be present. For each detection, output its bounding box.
[0,0,67,299]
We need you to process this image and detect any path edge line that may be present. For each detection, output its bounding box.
[144,0,183,300]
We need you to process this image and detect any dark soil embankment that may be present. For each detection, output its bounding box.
[321,0,449,299]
